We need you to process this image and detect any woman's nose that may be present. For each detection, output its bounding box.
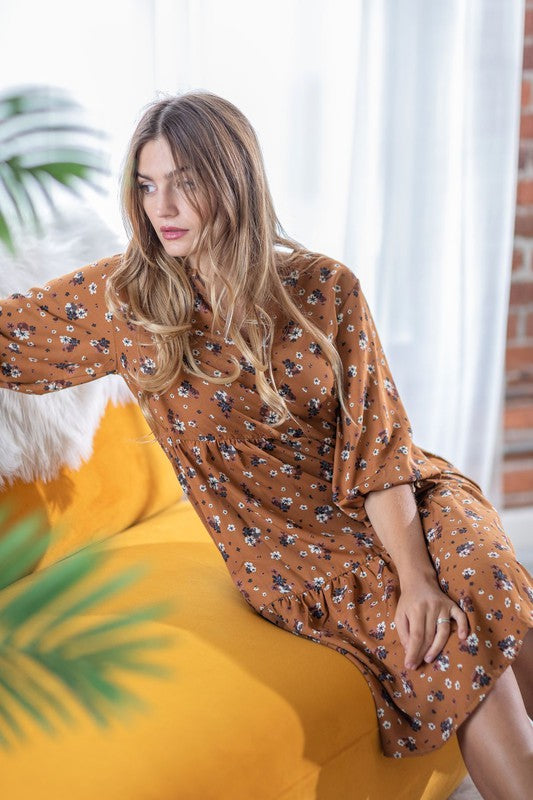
[156,186,179,216]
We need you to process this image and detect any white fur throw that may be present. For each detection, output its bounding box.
[0,202,136,487]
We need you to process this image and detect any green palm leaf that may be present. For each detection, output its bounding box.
[0,500,178,750]
[0,84,177,750]
[0,84,110,255]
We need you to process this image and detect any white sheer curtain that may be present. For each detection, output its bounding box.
[340,1,524,510]
[151,0,524,508]
[0,0,524,508]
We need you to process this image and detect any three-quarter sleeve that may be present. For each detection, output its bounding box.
[331,265,442,529]
[0,254,121,394]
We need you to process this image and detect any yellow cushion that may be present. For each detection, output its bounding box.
[0,401,467,799]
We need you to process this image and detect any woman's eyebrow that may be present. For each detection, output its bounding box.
[136,167,190,180]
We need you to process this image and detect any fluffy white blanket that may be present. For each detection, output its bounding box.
[0,202,136,487]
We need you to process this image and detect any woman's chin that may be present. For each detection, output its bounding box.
[162,240,190,256]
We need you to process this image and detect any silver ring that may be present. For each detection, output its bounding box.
[436,617,451,625]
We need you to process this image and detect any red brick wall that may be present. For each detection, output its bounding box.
[506,1,533,508]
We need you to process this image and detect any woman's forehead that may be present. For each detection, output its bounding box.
[138,138,190,170]
[135,164,191,180]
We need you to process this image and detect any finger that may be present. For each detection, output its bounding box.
[408,614,435,669]
[418,610,444,668]
[423,619,451,663]
[450,605,469,639]
[404,618,425,669]
[419,613,442,666]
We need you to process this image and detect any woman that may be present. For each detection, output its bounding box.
[1,90,531,798]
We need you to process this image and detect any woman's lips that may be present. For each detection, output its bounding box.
[162,229,188,240]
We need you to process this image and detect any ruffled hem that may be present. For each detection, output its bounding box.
[256,558,533,758]
[257,558,386,619]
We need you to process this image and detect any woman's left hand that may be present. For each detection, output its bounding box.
[394,576,470,670]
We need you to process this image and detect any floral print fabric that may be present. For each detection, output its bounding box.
[1,252,532,758]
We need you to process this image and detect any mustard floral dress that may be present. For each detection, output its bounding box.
[1,251,532,758]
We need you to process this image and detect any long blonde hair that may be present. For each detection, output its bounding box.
[104,90,356,443]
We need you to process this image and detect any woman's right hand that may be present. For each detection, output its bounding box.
[394,576,470,670]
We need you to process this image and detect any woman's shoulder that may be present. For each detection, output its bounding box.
[271,250,361,334]
[277,248,358,296]
[98,251,124,274]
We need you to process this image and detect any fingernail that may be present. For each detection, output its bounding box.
[424,656,431,663]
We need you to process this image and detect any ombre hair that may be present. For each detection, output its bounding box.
[104,90,356,442]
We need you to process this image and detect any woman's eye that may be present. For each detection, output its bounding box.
[137,180,195,194]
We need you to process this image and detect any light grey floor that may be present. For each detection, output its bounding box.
[448,775,482,799]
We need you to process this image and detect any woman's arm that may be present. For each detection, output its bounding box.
[0,256,119,394]
[364,484,469,670]
[364,483,436,580]
[331,266,445,531]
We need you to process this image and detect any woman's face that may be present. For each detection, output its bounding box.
[136,137,207,269]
